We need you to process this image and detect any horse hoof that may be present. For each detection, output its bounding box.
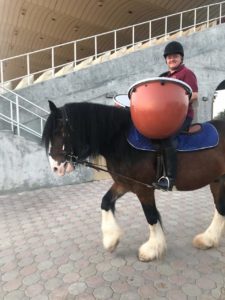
[138,248,158,262]
[102,229,122,252]
[138,242,166,262]
[103,237,120,252]
[138,253,154,262]
[192,234,216,249]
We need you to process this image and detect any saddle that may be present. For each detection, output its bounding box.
[127,122,219,182]
[127,122,219,152]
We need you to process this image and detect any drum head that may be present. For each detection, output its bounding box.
[128,77,192,99]
[114,94,130,108]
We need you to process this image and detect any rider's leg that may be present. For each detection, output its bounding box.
[153,138,177,191]
[180,116,192,132]
[153,116,192,191]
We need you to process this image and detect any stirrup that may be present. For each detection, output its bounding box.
[152,176,171,191]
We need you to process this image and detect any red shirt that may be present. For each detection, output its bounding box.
[160,64,198,118]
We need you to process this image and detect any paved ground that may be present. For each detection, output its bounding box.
[0,179,225,300]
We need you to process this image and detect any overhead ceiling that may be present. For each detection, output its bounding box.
[0,0,221,82]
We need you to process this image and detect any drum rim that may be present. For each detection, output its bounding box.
[113,94,130,107]
[128,77,192,99]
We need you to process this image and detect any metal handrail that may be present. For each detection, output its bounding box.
[1,86,49,113]
[0,1,224,87]
[0,86,48,138]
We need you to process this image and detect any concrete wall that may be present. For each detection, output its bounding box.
[1,23,225,193]
[0,131,93,194]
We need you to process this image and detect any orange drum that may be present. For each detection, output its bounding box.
[114,94,130,108]
[128,77,192,139]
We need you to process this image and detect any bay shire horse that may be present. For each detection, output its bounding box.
[42,101,225,262]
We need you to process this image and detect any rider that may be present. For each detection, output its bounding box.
[153,41,198,191]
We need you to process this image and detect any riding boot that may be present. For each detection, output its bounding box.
[153,146,177,191]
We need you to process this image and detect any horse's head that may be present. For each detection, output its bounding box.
[42,101,74,176]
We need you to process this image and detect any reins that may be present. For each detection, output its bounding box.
[68,155,154,189]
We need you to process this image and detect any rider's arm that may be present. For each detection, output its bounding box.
[190,92,198,103]
[184,69,198,104]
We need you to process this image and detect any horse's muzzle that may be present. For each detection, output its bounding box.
[65,162,75,174]
[49,157,75,176]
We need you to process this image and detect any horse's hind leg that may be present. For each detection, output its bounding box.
[193,177,225,249]
[101,182,127,252]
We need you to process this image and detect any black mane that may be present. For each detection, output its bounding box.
[42,102,132,160]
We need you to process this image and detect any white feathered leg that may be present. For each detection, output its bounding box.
[101,209,122,252]
[193,209,225,249]
[138,221,167,262]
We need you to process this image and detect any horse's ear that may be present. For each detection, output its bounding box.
[48,100,58,113]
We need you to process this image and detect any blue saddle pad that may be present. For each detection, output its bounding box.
[127,122,219,152]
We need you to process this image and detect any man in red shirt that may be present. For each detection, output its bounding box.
[153,41,198,191]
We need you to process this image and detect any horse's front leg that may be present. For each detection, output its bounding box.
[101,182,126,252]
[137,189,167,261]
[193,178,225,249]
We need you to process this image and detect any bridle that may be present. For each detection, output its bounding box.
[60,104,79,164]
[49,105,89,164]
[48,105,78,165]
[49,104,154,189]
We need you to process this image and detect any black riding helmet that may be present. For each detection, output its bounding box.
[163,41,184,58]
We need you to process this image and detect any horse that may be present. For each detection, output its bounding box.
[42,100,225,262]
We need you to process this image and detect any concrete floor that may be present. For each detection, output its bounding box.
[0,180,225,300]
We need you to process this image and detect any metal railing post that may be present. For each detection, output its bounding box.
[207,5,210,27]
[51,47,55,78]
[180,12,183,32]
[132,25,135,48]
[74,41,77,66]
[10,101,14,131]
[26,54,30,85]
[0,60,3,85]
[149,21,152,41]
[165,16,168,39]
[40,118,44,134]
[15,95,20,136]
[94,36,97,59]
[194,9,196,31]
[114,30,117,52]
